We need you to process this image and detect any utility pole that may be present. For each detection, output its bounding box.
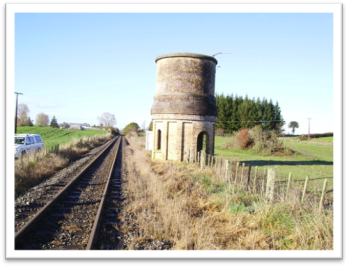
[307,118,312,140]
[14,92,23,134]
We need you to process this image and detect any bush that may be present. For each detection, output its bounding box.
[300,133,333,139]
[299,135,308,141]
[123,122,140,136]
[236,128,253,150]
[106,126,118,135]
[248,125,281,154]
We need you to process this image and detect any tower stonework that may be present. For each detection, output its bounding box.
[151,53,218,162]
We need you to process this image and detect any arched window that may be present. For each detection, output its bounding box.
[157,129,162,150]
[197,131,209,153]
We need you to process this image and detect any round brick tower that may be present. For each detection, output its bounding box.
[151,53,218,161]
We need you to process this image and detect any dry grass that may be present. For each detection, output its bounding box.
[123,136,333,250]
[15,133,113,197]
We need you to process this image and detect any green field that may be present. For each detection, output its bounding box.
[214,136,333,190]
[17,126,107,149]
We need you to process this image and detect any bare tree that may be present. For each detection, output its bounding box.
[36,112,49,127]
[18,103,30,126]
[97,112,116,127]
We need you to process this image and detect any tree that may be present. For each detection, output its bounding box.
[50,115,59,128]
[288,121,299,134]
[36,113,49,127]
[122,122,139,135]
[59,122,70,129]
[149,121,153,131]
[18,103,30,126]
[97,112,116,127]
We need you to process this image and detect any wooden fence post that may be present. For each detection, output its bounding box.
[319,179,328,211]
[266,167,276,201]
[253,166,258,193]
[200,151,205,170]
[225,160,231,183]
[234,162,239,185]
[286,172,292,200]
[262,168,267,194]
[246,165,251,190]
[240,163,245,186]
[301,176,309,203]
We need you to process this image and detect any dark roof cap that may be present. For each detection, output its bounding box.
[155,53,217,64]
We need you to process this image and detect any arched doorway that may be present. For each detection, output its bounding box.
[157,129,162,150]
[197,131,209,153]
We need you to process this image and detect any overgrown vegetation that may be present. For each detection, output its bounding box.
[15,133,112,197]
[300,132,333,140]
[224,125,284,155]
[123,135,333,250]
[122,122,139,136]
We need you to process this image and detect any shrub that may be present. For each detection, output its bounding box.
[236,128,253,150]
[106,126,118,135]
[248,125,281,154]
[299,135,308,141]
[301,133,333,139]
[123,122,140,136]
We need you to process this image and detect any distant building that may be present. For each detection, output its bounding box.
[145,131,153,150]
[69,123,85,130]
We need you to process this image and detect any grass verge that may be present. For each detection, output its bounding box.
[15,133,113,197]
[122,136,333,250]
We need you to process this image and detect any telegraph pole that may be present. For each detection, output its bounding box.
[307,118,312,140]
[14,92,23,134]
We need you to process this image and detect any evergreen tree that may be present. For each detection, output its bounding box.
[272,101,285,133]
[50,115,59,128]
[215,94,283,132]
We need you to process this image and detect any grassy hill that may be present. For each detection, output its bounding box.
[17,126,107,149]
[214,136,333,191]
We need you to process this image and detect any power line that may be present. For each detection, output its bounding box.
[216,120,283,123]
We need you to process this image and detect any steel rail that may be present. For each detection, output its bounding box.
[86,137,122,250]
[15,136,119,247]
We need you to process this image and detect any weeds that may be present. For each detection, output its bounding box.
[15,133,113,197]
[123,136,333,250]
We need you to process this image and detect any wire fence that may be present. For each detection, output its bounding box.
[184,149,333,211]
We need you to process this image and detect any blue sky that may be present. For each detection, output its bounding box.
[15,12,333,134]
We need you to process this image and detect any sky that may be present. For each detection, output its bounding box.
[15,12,333,134]
[5,4,343,257]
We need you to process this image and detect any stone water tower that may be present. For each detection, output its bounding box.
[151,53,218,161]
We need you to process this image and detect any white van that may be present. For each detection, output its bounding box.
[14,134,44,158]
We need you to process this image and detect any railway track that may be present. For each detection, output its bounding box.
[15,136,126,250]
